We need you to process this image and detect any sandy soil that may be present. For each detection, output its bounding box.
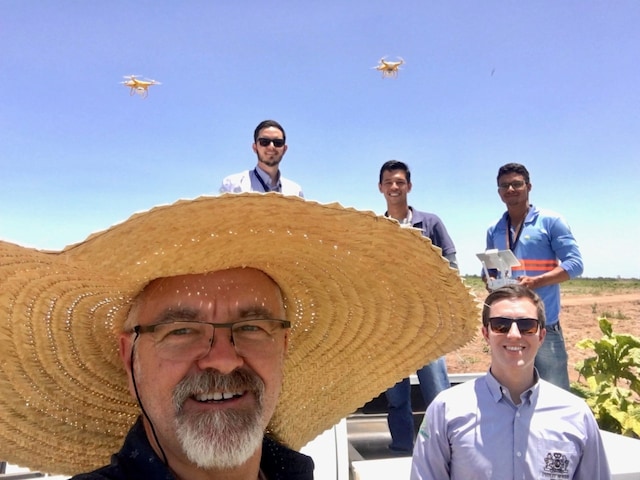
[446,292,640,383]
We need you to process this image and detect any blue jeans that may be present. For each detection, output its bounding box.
[535,323,570,390]
[385,356,450,452]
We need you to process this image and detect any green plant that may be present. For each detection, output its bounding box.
[562,277,640,295]
[462,275,486,293]
[571,317,640,438]
[615,309,629,320]
[462,275,640,295]
[599,309,629,320]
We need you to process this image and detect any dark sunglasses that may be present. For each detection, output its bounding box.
[489,317,540,335]
[498,180,526,191]
[257,137,285,148]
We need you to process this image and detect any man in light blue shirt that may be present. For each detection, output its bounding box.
[485,163,583,390]
[411,284,610,480]
[220,120,304,196]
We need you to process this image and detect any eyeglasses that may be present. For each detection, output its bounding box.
[257,138,285,148]
[488,317,540,335]
[498,180,527,191]
[133,318,291,361]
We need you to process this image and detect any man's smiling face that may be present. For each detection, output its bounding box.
[482,296,545,378]
[120,268,288,469]
[379,169,412,206]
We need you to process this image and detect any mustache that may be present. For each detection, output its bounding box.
[173,369,265,410]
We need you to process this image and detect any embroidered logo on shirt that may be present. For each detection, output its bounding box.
[542,451,570,477]
[418,420,431,439]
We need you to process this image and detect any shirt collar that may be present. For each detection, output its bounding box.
[486,368,540,406]
[384,206,413,227]
[254,166,281,192]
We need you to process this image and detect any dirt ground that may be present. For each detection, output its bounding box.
[446,291,640,384]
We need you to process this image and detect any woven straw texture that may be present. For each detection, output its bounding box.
[0,193,480,475]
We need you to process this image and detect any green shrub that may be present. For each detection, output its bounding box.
[599,309,629,320]
[570,317,640,438]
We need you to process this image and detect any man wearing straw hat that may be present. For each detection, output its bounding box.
[0,194,478,479]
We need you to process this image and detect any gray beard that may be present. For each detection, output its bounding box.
[173,370,265,469]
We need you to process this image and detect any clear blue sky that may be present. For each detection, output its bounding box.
[2,1,639,278]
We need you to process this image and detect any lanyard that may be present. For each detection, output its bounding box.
[506,216,526,251]
[253,168,272,192]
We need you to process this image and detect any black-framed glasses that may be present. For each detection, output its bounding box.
[498,180,526,191]
[257,137,285,148]
[489,317,540,335]
[133,318,291,361]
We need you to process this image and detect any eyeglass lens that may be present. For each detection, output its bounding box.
[257,138,285,148]
[498,181,526,190]
[138,319,289,360]
[489,317,539,335]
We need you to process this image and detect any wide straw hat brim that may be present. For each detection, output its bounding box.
[0,193,479,475]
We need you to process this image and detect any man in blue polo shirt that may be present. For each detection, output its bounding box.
[378,160,458,454]
[484,162,583,390]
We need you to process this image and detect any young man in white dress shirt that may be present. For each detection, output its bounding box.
[219,119,303,196]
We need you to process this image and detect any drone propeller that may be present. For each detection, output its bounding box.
[372,56,387,69]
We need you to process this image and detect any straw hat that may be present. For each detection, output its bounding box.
[0,193,479,475]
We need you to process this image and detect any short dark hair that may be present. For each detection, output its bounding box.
[497,163,530,185]
[379,160,411,184]
[482,284,546,329]
[254,120,286,142]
